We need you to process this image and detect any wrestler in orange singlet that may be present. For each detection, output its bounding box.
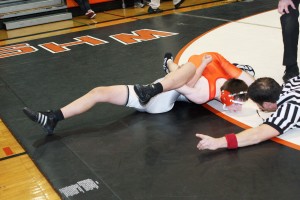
[133,51,254,112]
[188,52,242,100]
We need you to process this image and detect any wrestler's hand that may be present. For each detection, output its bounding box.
[278,0,296,14]
[201,54,212,66]
[196,133,225,150]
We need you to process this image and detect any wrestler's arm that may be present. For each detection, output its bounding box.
[216,53,255,85]
[176,84,208,104]
[237,71,255,86]
[195,124,279,150]
[186,54,212,88]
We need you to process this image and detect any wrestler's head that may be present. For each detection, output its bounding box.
[220,78,248,112]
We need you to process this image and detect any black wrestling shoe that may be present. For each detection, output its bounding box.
[283,69,299,83]
[135,83,160,104]
[233,63,255,77]
[175,0,185,9]
[134,84,153,104]
[163,52,173,74]
[23,107,57,135]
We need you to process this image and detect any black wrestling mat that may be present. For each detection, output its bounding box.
[1,0,300,199]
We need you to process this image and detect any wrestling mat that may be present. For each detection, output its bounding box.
[1,0,300,199]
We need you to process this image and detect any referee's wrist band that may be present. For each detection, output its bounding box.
[225,133,238,149]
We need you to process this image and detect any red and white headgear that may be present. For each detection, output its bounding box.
[220,90,247,107]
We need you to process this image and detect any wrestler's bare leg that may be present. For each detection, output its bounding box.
[133,61,196,104]
[159,62,196,91]
[23,85,129,134]
[167,60,181,72]
[61,85,128,119]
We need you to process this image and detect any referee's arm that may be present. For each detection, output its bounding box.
[196,124,280,150]
[235,124,280,147]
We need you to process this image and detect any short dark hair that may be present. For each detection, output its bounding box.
[221,78,249,101]
[248,77,282,105]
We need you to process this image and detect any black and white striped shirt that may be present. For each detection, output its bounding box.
[264,75,300,134]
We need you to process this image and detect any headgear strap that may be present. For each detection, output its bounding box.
[220,90,247,106]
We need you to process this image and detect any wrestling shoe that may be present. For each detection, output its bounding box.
[134,84,154,104]
[233,63,255,77]
[23,107,57,135]
[175,0,185,9]
[134,82,163,104]
[163,52,173,74]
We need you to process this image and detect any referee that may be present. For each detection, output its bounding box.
[195,76,300,150]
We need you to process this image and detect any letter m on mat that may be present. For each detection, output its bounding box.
[109,29,178,45]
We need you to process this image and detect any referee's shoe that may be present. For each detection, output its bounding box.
[283,66,299,83]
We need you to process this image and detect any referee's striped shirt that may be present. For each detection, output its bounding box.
[264,75,300,135]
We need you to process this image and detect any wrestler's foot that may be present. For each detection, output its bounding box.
[23,107,57,135]
[134,83,163,104]
[233,63,255,77]
[134,84,154,104]
[163,52,173,74]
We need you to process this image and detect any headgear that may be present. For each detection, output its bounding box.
[220,90,247,106]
